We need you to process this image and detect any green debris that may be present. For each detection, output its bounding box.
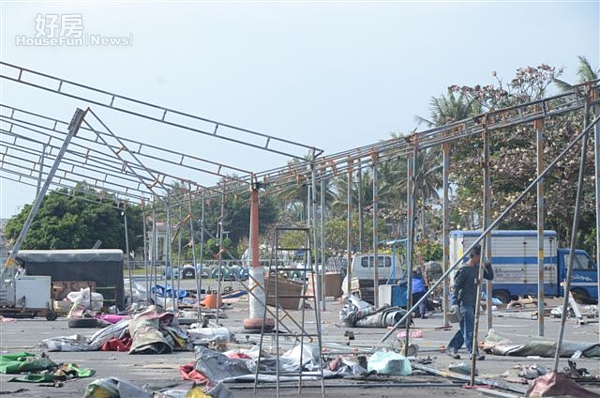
[0,352,94,385]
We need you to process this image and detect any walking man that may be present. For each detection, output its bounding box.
[447,244,493,360]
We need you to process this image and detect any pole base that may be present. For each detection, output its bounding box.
[243,317,275,332]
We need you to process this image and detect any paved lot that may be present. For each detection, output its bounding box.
[1,287,600,397]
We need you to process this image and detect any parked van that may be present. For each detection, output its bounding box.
[341,253,396,296]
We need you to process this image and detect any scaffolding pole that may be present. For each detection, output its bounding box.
[123,209,133,304]
[36,144,46,196]
[535,108,546,337]
[187,184,202,322]
[442,142,450,326]
[165,198,173,310]
[143,210,149,303]
[152,202,158,304]
[320,178,327,311]
[554,97,591,372]
[358,166,364,252]
[311,160,321,310]
[470,124,491,385]
[483,126,493,330]
[404,146,416,352]
[346,158,354,295]
[1,108,86,286]
[372,153,380,308]
[216,186,225,322]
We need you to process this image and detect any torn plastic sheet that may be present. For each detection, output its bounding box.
[41,306,189,355]
[42,320,131,352]
[328,356,368,376]
[123,278,147,306]
[527,372,600,398]
[280,344,321,372]
[193,345,365,384]
[128,307,188,354]
[188,327,233,344]
[484,329,600,358]
[194,345,253,382]
[41,334,95,352]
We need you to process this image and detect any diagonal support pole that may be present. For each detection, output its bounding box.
[0,108,87,288]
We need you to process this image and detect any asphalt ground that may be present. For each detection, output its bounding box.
[1,279,600,398]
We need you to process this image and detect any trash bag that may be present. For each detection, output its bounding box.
[67,288,104,311]
[123,279,147,306]
[280,344,321,372]
[41,334,95,352]
[367,350,411,375]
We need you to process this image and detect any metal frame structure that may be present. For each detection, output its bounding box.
[2,60,600,389]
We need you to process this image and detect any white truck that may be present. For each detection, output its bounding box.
[341,254,395,302]
[450,230,598,303]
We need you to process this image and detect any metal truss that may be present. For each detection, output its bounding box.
[0,61,323,160]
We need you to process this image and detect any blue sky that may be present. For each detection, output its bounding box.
[0,1,598,217]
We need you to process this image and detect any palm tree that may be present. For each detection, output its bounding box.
[416,90,479,128]
[554,56,599,91]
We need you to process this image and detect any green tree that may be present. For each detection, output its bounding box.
[4,187,143,252]
[445,60,598,252]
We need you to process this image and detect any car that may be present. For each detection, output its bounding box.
[163,264,210,279]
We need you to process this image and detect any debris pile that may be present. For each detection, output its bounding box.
[42,305,189,354]
[0,352,95,387]
[340,295,408,328]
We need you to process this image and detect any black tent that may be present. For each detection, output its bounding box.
[17,249,124,308]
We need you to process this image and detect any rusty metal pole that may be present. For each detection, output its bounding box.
[358,166,364,252]
[142,210,149,303]
[535,108,546,337]
[187,185,202,321]
[320,177,327,311]
[553,96,590,372]
[165,198,172,310]
[346,158,354,295]
[372,153,380,308]
[471,125,490,385]
[442,142,450,326]
[311,161,321,310]
[216,186,225,322]
[151,201,158,304]
[483,127,493,330]
[404,145,416,353]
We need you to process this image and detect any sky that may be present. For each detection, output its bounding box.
[0,1,598,218]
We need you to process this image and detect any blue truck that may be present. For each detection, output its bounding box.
[450,230,598,304]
